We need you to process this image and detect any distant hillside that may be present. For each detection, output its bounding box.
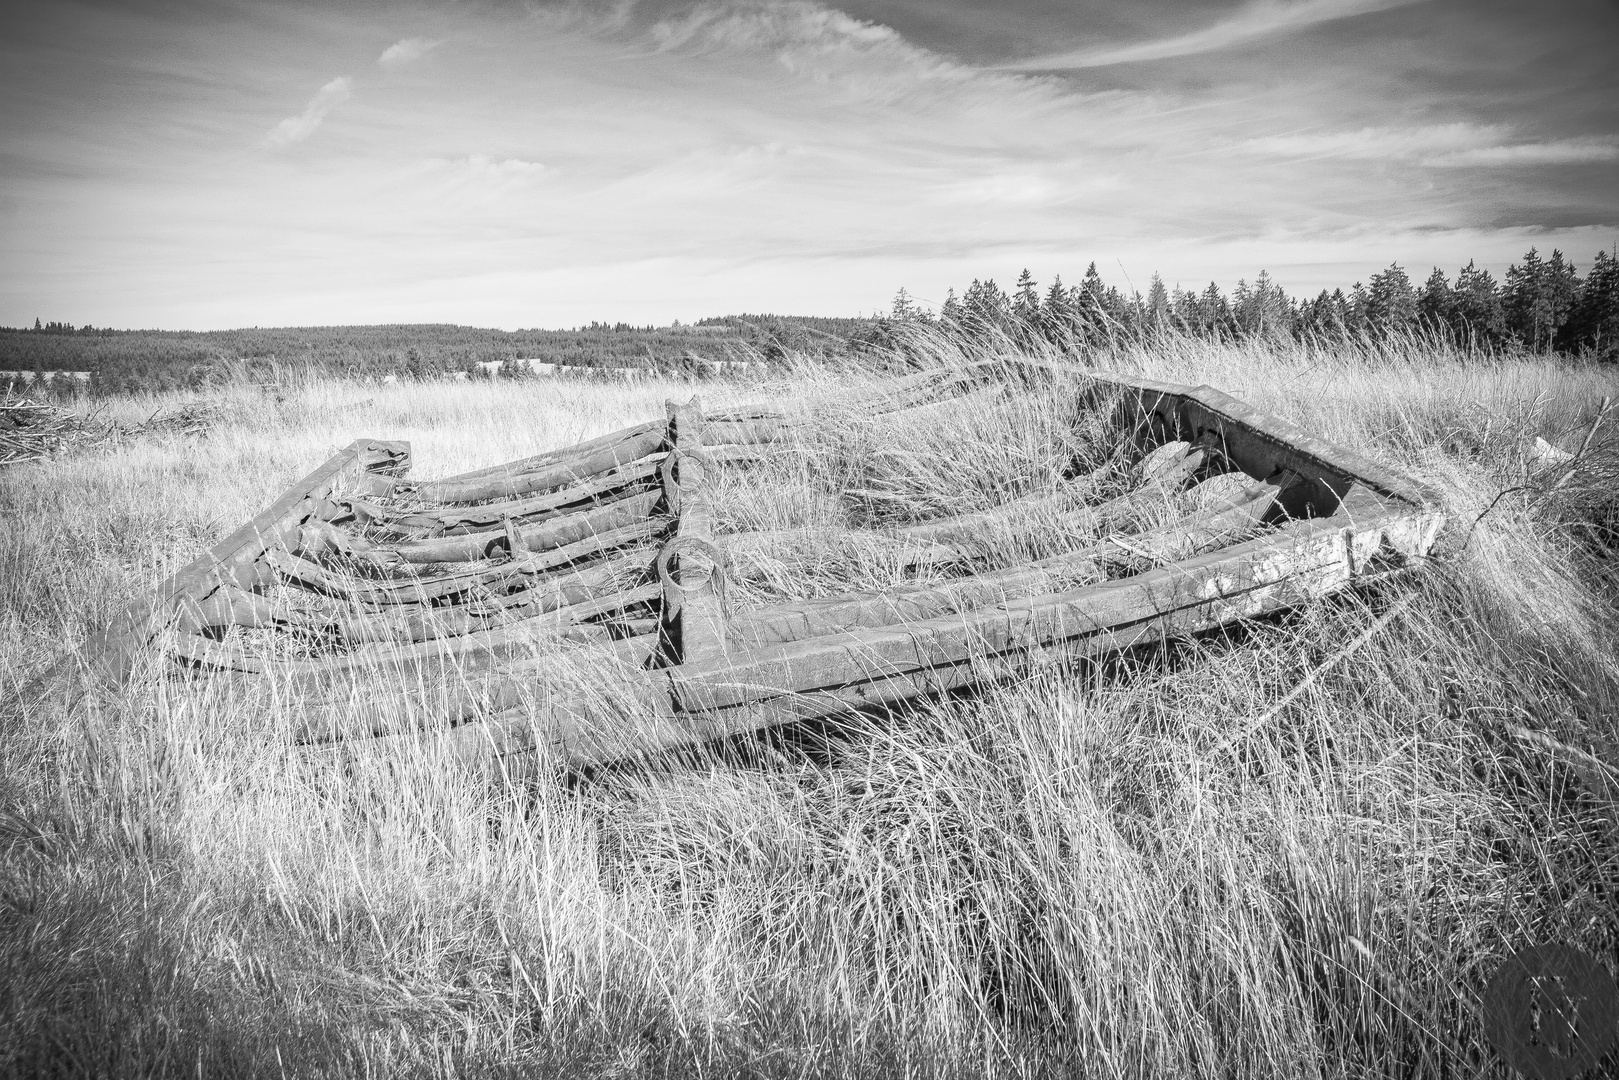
[0,315,873,395]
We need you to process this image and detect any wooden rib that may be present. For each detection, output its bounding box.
[381,490,662,563]
[662,494,1417,719]
[722,527,965,575]
[880,447,1205,547]
[183,552,655,645]
[700,417,790,447]
[1092,370,1446,518]
[426,420,665,485]
[731,471,1296,646]
[375,488,1427,770]
[266,521,666,606]
[329,675,683,769]
[411,427,668,504]
[78,438,411,683]
[358,457,662,536]
[882,479,1095,545]
[170,582,662,676]
[296,631,664,744]
[663,398,729,666]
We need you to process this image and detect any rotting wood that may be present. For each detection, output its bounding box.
[66,365,1446,776]
[264,523,665,606]
[731,470,1299,646]
[411,427,668,504]
[170,581,662,677]
[425,420,666,486]
[353,456,664,537]
[381,490,663,563]
[80,438,411,682]
[660,398,730,666]
[401,489,1384,767]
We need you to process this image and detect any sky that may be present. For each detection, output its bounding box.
[1,0,1616,330]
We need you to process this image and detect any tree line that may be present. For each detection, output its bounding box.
[0,315,868,397]
[872,246,1619,359]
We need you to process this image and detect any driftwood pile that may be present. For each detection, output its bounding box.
[0,395,100,466]
[70,365,1446,772]
[0,395,226,467]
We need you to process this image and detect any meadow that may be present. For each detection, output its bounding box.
[2,331,1617,1078]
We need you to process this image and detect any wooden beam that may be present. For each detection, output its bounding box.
[1090,371,1445,524]
[425,419,665,485]
[356,456,663,536]
[663,495,1414,718]
[732,470,1297,646]
[79,438,410,683]
[660,398,730,667]
[411,426,668,504]
[264,520,666,606]
[382,490,662,563]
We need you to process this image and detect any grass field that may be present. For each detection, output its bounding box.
[3,333,1618,1078]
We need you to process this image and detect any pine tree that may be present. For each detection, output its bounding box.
[1546,250,1580,338]
[1041,276,1070,342]
[1503,247,1578,349]
[1145,274,1169,331]
[1232,278,1254,334]
[1191,282,1230,337]
[1365,264,1418,333]
[890,287,917,322]
[962,278,1010,336]
[1558,248,1619,360]
[1417,268,1455,335]
[1453,261,1506,346]
[1013,269,1040,322]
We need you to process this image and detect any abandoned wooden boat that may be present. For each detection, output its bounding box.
[79,363,1446,769]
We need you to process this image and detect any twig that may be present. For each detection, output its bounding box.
[1209,595,1415,756]
[1500,721,1619,782]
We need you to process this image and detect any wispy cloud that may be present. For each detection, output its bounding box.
[1004,0,1423,70]
[1243,124,1619,167]
[379,37,439,66]
[1428,139,1619,167]
[265,76,352,147]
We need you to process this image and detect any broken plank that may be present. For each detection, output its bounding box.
[411,427,668,504]
[382,490,663,563]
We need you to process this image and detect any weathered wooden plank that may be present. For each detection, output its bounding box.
[411,427,668,504]
[266,521,665,606]
[661,398,730,666]
[169,581,662,676]
[664,498,1411,715]
[732,470,1296,646]
[81,438,411,683]
[295,631,664,744]
[332,676,683,770]
[877,444,1205,550]
[349,456,663,536]
[1094,372,1444,520]
[180,553,654,645]
[700,417,791,447]
[426,419,665,485]
[381,490,662,563]
[403,482,1414,771]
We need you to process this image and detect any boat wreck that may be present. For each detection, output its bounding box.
[79,365,1445,770]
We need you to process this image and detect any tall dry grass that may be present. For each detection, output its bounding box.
[2,337,1617,1078]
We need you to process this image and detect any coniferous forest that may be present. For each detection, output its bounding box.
[870,246,1619,359]
[5,246,1616,397]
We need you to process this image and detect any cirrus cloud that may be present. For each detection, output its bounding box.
[265,76,352,147]
[1003,0,1425,70]
[379,37,439,65]
[1242,123,1619,168]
